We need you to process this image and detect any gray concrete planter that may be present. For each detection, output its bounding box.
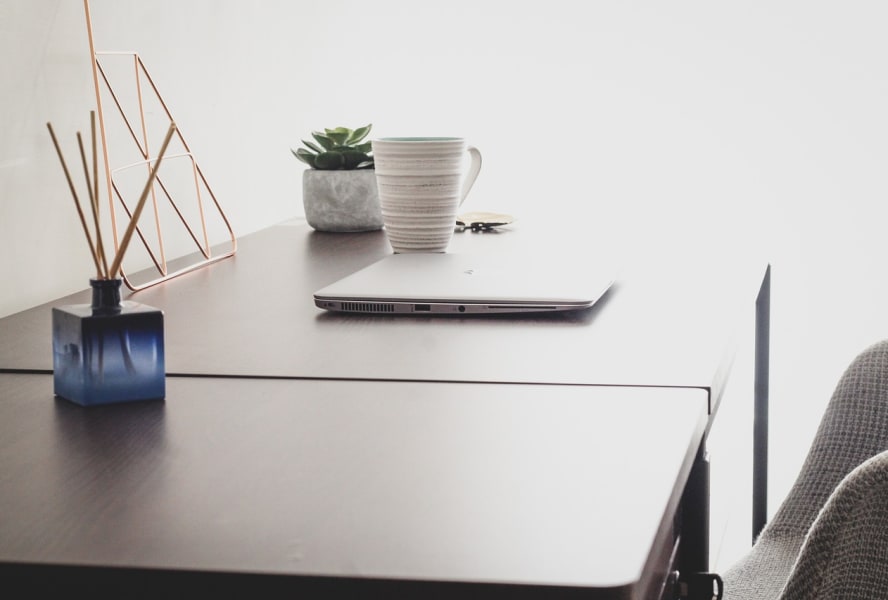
[302,169,383,232]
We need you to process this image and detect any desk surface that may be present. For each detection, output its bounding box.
[0,373,707,597]
[0,219,767,597]
[0,220,763,411]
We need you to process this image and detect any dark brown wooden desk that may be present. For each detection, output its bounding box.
[0,219,770,598]
[0,373,707,599]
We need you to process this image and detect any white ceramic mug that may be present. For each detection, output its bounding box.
[372,137,482,253]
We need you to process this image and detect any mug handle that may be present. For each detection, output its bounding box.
[459,146,482,206]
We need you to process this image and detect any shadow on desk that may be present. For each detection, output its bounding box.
[52,396,168,459]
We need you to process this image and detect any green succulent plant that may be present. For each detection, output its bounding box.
[292,124,374,170]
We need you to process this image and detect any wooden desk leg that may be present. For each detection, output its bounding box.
[753,265,771,541]
[680,441,710,574]
[675,443,728,599]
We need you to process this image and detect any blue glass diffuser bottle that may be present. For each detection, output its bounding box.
[52,278,165,406]
[47,116,176,406]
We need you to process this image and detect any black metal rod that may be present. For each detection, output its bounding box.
[753,264,771,541]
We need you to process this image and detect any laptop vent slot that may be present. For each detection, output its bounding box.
[341,302,395,313]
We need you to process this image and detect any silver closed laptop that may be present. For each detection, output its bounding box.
[314,253,615,315]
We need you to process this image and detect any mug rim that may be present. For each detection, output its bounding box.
[374,136,464,142]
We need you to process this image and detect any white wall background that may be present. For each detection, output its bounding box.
[4,0,888,566]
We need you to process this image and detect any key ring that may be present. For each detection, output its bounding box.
[455,211,514,232]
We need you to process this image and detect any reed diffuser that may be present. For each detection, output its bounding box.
[47,113,175,406]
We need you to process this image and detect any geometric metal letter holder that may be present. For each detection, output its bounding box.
[84,0,237,291]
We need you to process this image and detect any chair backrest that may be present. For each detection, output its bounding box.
[779,449,888,599]
[765,338,888,540]
[723,339,888,600]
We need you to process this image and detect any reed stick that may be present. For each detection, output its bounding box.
[46,122,103,277]
[84,0,115,247]
[90,111,108,277]
[76,131,106,279]
[108,121,177,279]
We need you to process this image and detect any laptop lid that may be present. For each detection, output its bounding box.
[314,253,615,315]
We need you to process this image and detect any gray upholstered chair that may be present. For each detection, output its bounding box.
[723,339,888,599]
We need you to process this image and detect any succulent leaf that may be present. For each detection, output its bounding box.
[325,127,350,146]
[302,139,324,154]
[314,151,346,170]
[353,142,372,154]
[347,125,372,145]
[311,132,335,150]
[341,151,372,169]
[293,147,318,168]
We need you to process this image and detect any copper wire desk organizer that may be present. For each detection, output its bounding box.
[85,0,237,291]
